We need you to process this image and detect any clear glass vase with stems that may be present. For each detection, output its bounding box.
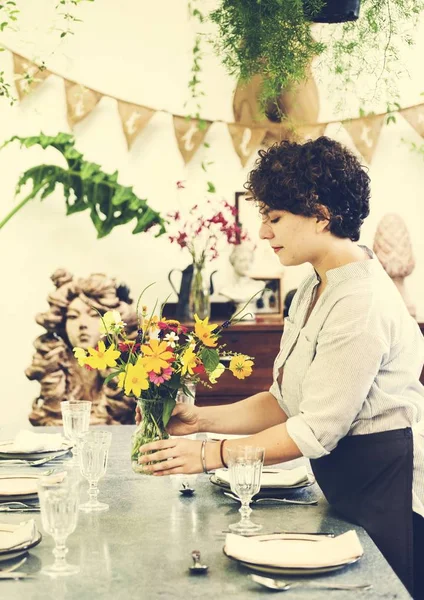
[79,430,112,512]
[188,260,210,321]
[61,400,91,463]
[227,446,265,534]
[131,395,173,474]
[37,472,80,577]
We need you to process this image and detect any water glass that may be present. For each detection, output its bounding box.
[227,446,265,534]
[61,400,92,462]
[37,473,80,577]
[79,430,112,512]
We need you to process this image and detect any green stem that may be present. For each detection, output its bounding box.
[0,189,40,230]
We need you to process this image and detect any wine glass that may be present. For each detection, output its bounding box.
[61,400,92,463]
[227,446,265,534]
[79,430,112,512]
[37,473,80,577]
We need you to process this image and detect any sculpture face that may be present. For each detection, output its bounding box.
[66,297,102,350]
[231,247,254,278]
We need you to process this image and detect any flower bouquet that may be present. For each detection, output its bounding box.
[73,286,255,474]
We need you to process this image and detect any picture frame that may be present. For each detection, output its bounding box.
[251,276,283,317]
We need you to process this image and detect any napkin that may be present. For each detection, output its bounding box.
[225,530,364,569]
[0,520,37,551]
[11,430,65,452]
[215,465,310,488]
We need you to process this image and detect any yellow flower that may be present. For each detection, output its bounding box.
[181,348,197,376]
[117,359,149,396]
[229,355,254,380]
[86,340,121,370]
[99,310,125,335]
[140,339,174,373]
[209,362,225,384]
[73,347,88,367]
[141,315,159,333]
[194,315,218,347]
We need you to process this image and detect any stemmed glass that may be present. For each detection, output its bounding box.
[37,473,80,577]
[79,430,112,512]
[61,400,92,463]
[227,446,265,534]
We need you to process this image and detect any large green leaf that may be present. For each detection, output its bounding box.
[0,133,167,238]
[201,347,220,372]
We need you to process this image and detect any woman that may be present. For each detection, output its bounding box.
[138,137,424,598]
[26,268,138,425]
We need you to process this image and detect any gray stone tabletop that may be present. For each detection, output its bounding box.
[0,425,411,599]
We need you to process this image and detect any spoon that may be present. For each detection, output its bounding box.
[179,482,195,497]
[189,550,208,574]
[224,491,317,505]
[250,574,372,591]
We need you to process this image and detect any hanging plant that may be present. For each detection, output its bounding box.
[209,0,424,109]
[0,132,167,238]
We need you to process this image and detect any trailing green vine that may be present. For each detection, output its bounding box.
[0,132,167,238]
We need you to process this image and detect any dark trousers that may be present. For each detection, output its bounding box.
[413,512,424,599]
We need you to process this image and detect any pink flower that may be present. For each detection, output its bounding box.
[176,181,185,189]
[148,367,173,386]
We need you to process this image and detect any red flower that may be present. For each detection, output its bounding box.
[192,363,205,374]
[176,181,185,189]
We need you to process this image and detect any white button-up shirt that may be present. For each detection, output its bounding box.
[270,246,424,517]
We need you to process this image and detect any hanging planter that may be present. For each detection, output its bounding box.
[305,0,361,23]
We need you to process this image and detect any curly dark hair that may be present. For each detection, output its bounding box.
[245,136,371,241]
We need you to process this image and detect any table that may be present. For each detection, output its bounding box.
[1,426,411,599]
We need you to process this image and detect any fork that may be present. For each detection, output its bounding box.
[0,449,70,467]
[224,491,317,505]
[250,574,372,591]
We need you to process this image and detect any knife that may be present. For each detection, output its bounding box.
[0,572,34,579]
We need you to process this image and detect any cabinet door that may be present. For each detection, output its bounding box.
[196,330,281,405]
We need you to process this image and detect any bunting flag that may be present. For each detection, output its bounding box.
[227,123,267,167]
[117,101,155,148]
[343,114,385,163]
[401,105,424,138]
[13,54,51,100]
[8,49,424,167]
[64,80,102,128]
[173,116,211,164]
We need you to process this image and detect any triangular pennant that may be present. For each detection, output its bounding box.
[117,101,155,148]
[295,123,327,142]
[173,117,211,163]
[401,104,424,138]
[13,53,51,100]
[262,125,295,147]
[343,115,385,163]
[64,80,102,127]
[227,124,267,167]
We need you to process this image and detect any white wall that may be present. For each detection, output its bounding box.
[1,0,424,428]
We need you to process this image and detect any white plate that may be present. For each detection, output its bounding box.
[0,531,42,561]
[210,473,315,496]
[0,441,72,460]
[0,477,40,497]
[223,547,361,575]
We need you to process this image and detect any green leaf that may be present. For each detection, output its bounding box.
[103,370,122,386]
[162,398,176,428]
[201,348,220,372]
[0,133,167,237]
[207,181,216,193]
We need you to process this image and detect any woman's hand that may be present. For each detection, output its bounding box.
[135,402,200,436]
[137,438,203,475]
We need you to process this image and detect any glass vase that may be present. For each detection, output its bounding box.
[131,397,169,475]
[188,262,210,321]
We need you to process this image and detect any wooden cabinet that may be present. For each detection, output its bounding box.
[194,320,424,406]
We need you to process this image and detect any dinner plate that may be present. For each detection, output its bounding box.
[210,473,315,496]
[223,547,361,576]
[0,476,41,497]
[0,493,39,502]
[0,531,42,562]
[0,440,72,460]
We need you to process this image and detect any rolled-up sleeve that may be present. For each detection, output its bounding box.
[285,295,389,459]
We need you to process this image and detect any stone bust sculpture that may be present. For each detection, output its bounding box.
[26,269,138,426]
[220,242,265,320]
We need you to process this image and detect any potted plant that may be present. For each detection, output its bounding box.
[209,0,424,109]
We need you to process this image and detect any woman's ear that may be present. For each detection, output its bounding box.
[315,204,331,232]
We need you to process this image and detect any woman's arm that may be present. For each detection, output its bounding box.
[198,391,288,435]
